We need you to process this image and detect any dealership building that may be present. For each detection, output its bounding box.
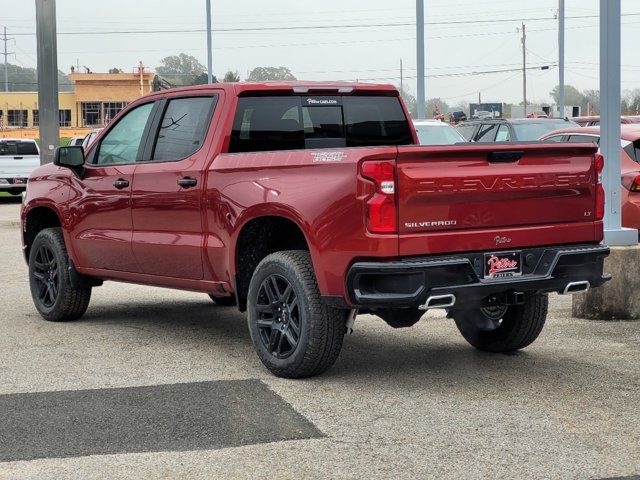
[0,70,158,130]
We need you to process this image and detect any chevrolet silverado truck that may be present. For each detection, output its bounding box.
[21,82,610,378]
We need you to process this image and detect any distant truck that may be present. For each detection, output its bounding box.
[21,82,610,378]
[0,139,40,195]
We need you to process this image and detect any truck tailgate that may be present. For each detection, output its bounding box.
[396,143,601,255]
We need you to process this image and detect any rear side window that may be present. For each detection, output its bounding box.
[228,95,412,153]
[475,124,498,142]
[0,141,39,156]
[567,135,599,144]
[495,124,511,142]
[152,96,217,161]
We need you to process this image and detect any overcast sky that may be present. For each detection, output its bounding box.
[2,0,640,106]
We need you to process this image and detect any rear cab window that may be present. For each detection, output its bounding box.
[0,141,39,156]
[228,94,413,153]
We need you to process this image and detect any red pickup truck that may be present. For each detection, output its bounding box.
[21,82,609,378]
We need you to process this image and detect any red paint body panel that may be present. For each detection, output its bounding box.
[21,82,605,305]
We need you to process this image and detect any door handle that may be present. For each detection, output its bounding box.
[113,179,129,189]
[178,177,198,188]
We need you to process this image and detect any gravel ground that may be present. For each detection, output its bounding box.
[0,197,638,480]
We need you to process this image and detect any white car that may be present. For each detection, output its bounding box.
[0,139,41,195]
[67,136,85,147]
[82,128,103,150]
[413,119,466,146]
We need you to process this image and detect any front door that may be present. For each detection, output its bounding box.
[69,101,156,272]
[131,94,219,280]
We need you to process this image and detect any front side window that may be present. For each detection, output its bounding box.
[151,96,217,161]
[228,95,412,153]
[96,103,154,165]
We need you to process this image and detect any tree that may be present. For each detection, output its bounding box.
[108,67,123,74]
[156,53,208,85]
[223,70,241,82]
[401,92,417,117]
[425,98,450,118]
[247,66,296,81]
[582,89,600,114]
[550,84,584,107]
[0,62,72,92]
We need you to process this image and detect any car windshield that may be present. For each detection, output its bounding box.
[0,141,39,156]
[414,124,465,145]
[512,120,578,141]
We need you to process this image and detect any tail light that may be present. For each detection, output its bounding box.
[595,153,605,220]
[622,171,640,192]
[361,160,397,233]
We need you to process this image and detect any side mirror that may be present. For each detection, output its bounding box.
[54,146,85,168]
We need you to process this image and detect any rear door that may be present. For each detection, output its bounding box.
[396,143,599,254]
[130,93,220,279]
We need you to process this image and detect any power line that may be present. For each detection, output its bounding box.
[7,13,640,36]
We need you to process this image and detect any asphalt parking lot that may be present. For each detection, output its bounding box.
[0,196,638,479]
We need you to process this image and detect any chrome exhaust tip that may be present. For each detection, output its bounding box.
[562,281,590,295]
[419,294,457,310]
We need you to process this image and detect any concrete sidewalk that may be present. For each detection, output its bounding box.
[0,198,638,479]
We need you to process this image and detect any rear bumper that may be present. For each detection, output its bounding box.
[0,178,28,191]
[345,244,610,309]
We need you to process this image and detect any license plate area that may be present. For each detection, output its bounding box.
[484,251,522,279]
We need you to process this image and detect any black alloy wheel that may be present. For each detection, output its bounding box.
[255,274,301,359]
[32,244,60,308]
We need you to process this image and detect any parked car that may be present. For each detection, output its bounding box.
[572,115,640,127]
[0,139,40,196]
[67,136,85,147]
[527,110,548,118]
[450,111,467,124]
[540,124,640,234]
[413,119,466,145]
[456,117,578,142]
[22,82,609,378]
[81,128,102,149]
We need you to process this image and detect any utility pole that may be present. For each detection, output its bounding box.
[558,0,565,118]
[2,27,14,92]
[600,0,636,245]
[35,0,59,165]
[521,23,527,117]
[206,0,213,83]
[478,91,481,105]
[416,0,425,119]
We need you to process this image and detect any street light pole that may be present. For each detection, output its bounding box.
[206,0,213,83]
[35,0,59,165]
[416,0,425,119]
[558,0,565,118]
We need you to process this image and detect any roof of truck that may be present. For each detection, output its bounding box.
[142,81,398,100]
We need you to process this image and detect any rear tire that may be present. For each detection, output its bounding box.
[208,294,236,306]
[452,293,548,352]
[28,228,91,322]
[247,250,348,378]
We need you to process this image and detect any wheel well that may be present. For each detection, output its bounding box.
[235,216,309,311]
[23,207,61,261]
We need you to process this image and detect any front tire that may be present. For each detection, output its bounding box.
[452,293,548,352]
[28,228,91,322]
[247,250,348,378]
